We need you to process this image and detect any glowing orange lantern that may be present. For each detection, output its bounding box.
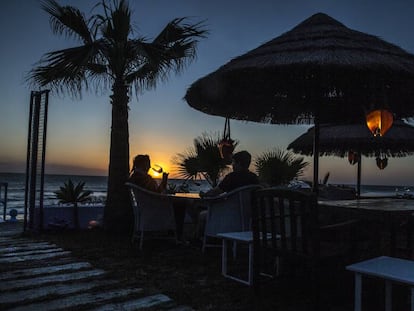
[366,109,393,137]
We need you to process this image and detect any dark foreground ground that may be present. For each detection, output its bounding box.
[23,226,410,311]
[0,215,401,311]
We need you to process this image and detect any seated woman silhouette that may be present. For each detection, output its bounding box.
[128,154,187,242]
[128,154,168,193]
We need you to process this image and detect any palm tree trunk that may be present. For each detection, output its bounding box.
[104,79,132,233]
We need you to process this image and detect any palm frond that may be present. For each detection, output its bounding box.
[129,18,207,91]
[255,148,309,186]
[41,0,93,44]
[29,0,207,100]
[173,132,233,187]
[172,149,200,181]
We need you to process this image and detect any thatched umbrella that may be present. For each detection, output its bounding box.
[185,12,414,191]
[287,120,414,196]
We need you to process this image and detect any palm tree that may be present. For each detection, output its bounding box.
[173,132,233,187]
[27,0,207,233]
[255,148,309,186]
[54,179,92,229]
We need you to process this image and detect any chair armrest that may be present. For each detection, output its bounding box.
[201,184,262,202]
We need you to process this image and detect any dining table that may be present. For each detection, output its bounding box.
[319,198,414,257]
[168,192,203,212]
[167,192,204,239]
[169,192,201,199]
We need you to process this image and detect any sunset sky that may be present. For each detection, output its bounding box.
[1,0,414,186]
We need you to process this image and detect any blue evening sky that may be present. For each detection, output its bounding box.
[1,0,414,186]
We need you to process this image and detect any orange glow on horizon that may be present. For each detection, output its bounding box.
[130,149,176,178]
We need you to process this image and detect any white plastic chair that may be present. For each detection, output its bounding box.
[125,182,176,250]
[201,184,263,252]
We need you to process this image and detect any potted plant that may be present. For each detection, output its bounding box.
[54,179,92,229]
[173,132,236,187]
[255,148,309,186]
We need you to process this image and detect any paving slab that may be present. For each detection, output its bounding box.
[90,293,173,311]
[7,287,143,311]
[0,261,92,280]
[0,279,119,305]
[0,247,65,257]
[0,227,23,237]
[0,242,57,253]
[0,238,33,246]
[0,250,71,263]
[0,222,194,311]
[0,268,106,291]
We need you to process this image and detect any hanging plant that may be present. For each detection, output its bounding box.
[218,117,235,164]
[348,150,359,165]
[375,150,388,170]
[376,156,388,170]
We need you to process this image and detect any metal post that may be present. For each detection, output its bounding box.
[312,113,320,194]
[357,151,362,198]
[1,182,7,221]
[24,90,49,231]
[24,92,35,231]
[39,90,50,231]
[355,273,362,311]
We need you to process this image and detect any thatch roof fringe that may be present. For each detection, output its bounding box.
[287,120,414,158]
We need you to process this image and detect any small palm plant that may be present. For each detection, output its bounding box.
[255,148,309,186]
[54,179,93,229]
[173,132,234,187]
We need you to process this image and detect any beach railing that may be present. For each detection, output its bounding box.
[0,182,8,221]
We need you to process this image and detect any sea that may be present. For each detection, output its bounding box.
[0,172,412,221]
[0,172,211,221]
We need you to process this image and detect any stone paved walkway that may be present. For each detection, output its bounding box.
[0,222,193,311]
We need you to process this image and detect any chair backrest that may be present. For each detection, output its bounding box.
[252,187,359,300]
[203,184,263,237]
[125,182,175,232]
[252,187,319,264]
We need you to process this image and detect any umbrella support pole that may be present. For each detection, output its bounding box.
[312,118,320,195]
[357,152,362,198]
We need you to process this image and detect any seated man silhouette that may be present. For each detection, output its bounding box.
[197,150,260,238]
[200,150,259,197]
